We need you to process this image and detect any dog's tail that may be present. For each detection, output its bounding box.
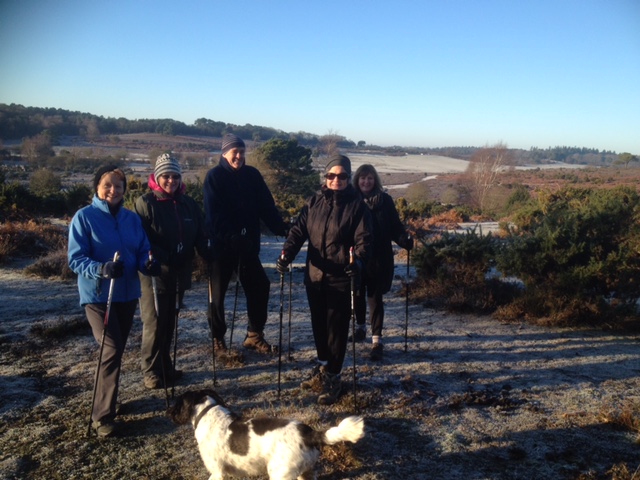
[323,416,365,445]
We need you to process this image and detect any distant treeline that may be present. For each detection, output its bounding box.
[0,103,354,149]
[0,103,621,164]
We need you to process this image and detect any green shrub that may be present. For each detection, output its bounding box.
[496,186,640,326]
[412,230,516,313]
[0,182,40,220]
[65,184,92,213]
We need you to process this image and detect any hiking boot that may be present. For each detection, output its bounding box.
[243,332,274,354]
[300,364,326,392]
[92,419,117,438]
[144,374,162,390]
[370,342,384,361]
[348,326,366,343]
[213,337,228,357]
[317,372,342,405]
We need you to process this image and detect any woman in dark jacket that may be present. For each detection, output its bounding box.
[277,154,372,405]
[352,164,413,361]
[135,154,208,389]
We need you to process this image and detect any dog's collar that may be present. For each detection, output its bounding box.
[193,402,217,430]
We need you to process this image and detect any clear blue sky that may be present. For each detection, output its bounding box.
[1,0,638,154]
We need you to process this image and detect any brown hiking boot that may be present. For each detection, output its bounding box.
[300,364,326,392]
[242,332,274,354]
[213,337,228,357]
[317,372,342,405]
[92,418,117,438]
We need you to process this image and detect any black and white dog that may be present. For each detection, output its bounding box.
[168,389,365,480]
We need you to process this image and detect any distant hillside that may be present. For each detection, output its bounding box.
[0,103,622,166]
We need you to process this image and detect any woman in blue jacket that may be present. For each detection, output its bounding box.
[68,165,158,437]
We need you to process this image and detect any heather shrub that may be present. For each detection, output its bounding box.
[24,248,75,280]
[0,220,68,264]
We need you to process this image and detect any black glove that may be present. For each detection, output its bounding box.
[276,255,291,275]
[144,258,161,277]
[102,260,124,279]
[345,258,363,290]
[344,258,363,278]
[399,234,414,251]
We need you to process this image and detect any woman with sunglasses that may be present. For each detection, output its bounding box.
[277,154,372,405]
[134,153,209,390]
[351,164,413,361]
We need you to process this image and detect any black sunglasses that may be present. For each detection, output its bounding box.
[325,172,349,181]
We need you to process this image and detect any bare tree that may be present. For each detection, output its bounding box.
[614,152,638,168]
[464,142,512,211]
[318,129,343,159]
[22,132,54,168]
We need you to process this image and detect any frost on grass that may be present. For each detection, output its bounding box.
[1,239,639,479]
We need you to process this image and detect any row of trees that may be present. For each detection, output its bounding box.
[0,103,357,150]
[5,104,636,166]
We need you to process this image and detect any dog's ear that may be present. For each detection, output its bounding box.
[202,389,227,408]
[167,394,194,425]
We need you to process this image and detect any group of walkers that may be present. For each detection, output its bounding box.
[68,134,413,438]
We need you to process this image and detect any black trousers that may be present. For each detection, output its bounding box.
[355,274,385,337]
[86,300,137,423]
[207,253,270,340]
[306,283,351,375]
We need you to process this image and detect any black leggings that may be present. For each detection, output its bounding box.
[354,275,384,337]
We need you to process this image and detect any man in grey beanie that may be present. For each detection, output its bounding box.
[203,134,289,356]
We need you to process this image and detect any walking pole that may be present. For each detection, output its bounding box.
[277,252,286,397]
[149,252,170,408]
[207,240,217,386]
[171,261,182,399]
[349,247,358,413]
[87,251,119,437]
[287,267,293,361]
[229,228,246,351]
[404,243,411,353]
[228,257,240,351]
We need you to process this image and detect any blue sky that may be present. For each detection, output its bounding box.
[1,0,638,154]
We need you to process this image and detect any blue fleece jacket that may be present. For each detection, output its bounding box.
[68,195,150,306]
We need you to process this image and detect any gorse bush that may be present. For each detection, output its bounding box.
[411,186,640,328]
[412,229,518,313]
[495,186,640,326]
